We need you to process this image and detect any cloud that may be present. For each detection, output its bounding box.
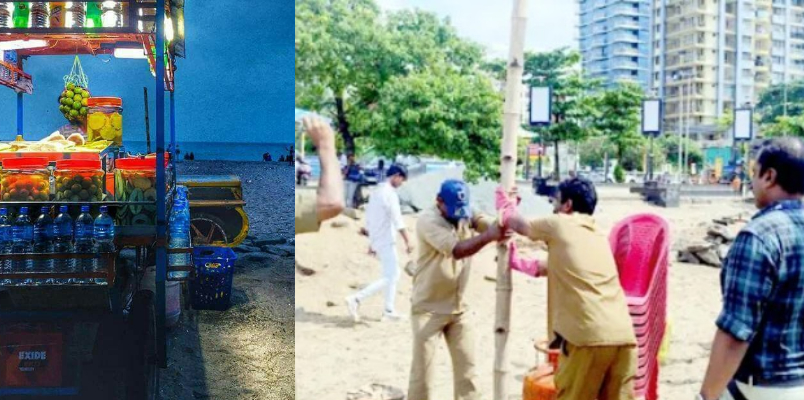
[376,0,578,58]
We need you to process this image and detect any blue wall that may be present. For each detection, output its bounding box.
[0,1,293,144]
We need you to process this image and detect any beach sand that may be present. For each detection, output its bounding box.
[295,185,755,400]
[159,161,295,399]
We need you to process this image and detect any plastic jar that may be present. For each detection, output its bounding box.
[54,159,104,202]
[1,158,51,202]
[87,97,123,146]
[115,158,168,226]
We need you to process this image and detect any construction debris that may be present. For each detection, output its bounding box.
[678,215,747,267]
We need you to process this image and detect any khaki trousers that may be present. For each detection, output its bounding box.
[555,341,637,400]
[407,312,479,400]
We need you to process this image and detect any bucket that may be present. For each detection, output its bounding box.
[141,266,182,327]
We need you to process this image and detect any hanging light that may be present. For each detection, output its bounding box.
[164,16,174,42]
[114,47,147,59]
[0,40,48,51]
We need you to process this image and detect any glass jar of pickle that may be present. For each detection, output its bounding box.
[1,158,51,202]
[115,157,167,226]
[54,159,104,202]
[87,97,123,146]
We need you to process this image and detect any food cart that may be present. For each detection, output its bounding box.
[0,2,229,398]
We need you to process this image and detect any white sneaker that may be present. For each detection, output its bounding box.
[381,311,407,322]
[345,296,361,323]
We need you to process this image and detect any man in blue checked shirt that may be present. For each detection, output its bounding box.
[698,137,804,400]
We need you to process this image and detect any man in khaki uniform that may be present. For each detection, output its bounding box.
[502,177,637,400]
[295,117,344,235]
[408,179,506,400]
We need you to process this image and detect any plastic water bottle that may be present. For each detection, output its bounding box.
[11,207,33,285]
[93,206,115,285]
[74,205,95,284]
[70,2,85,28]
[30,2,48,28]
[86,1,102,28]
[0,3,11,28]
[0,208,12,286]
[49,2,67,28]
[12,2,29,28]
[169,192,191,279]
[53,206,75,284]
[33,207,55,285]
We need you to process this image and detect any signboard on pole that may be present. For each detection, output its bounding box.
[733,108,753,141]
[529,86,552,126]
[641,99,662,136]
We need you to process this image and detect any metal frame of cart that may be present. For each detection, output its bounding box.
[0,2,186,398]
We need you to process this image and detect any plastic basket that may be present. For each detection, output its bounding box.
[190,246,237,311]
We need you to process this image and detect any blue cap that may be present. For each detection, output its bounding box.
[59,205,68,213]
[80,205,90,212]
[387,164,408,179]
[41,206,49,213]
[19,206,28,214]
[438,179,472,220]
[100,205,108,213]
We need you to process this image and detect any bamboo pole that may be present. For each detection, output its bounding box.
[495,1,528,399]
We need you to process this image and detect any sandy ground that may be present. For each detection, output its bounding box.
[295,185,755,400]
[159,161,295,400]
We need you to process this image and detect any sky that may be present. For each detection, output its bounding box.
[377,0,578,58]
[0,1,294,144]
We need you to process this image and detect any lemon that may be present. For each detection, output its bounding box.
[66,90,74,98]
[100,125,116,140]
[111,113,123,129]
[88,113,107,130]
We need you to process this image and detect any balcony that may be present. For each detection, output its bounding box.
[609,32,641,43]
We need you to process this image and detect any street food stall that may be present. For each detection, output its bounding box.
[0,2,235,399]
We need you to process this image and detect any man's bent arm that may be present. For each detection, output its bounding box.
[316,141,344,222]
[699,329,750,400]
[453,229,495,260]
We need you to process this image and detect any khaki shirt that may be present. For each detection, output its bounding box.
[529,213,636,347]
[295,191,319,235]
[411,207,492,315]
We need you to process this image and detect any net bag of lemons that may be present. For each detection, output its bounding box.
[58,56,91,127]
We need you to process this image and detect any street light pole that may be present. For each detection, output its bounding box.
[684,71,692,178]
[676,73,684,181]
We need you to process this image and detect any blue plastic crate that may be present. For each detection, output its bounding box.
[190,246,237,311]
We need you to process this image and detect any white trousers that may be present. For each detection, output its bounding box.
[345,180,359,208]
[720,381,804,400]
[355,244,400,314]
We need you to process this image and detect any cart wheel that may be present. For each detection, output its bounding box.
[190,212,229,246]
[127,290,160,400]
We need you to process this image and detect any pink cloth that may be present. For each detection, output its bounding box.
[494,186,519,226]
[508,242,544,277]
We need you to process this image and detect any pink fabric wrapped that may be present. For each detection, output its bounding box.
[508,241,545,277]
[495,186,519,226]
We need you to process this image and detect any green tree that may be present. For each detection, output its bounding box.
[295,0,485,155]
[589,82,645,165]
[756,80,804,125]
[763,115,804,137]
[365,68,503,182]
[522,49,600,177]
[657,134,704,170]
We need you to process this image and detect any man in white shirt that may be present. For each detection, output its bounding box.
[346,164,412,322]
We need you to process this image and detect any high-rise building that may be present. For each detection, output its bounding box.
[652,0,791,140]
[578,0,654,91]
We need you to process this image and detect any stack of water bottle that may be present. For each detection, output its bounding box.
[168,186,191,279]
[0,205,115,286]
